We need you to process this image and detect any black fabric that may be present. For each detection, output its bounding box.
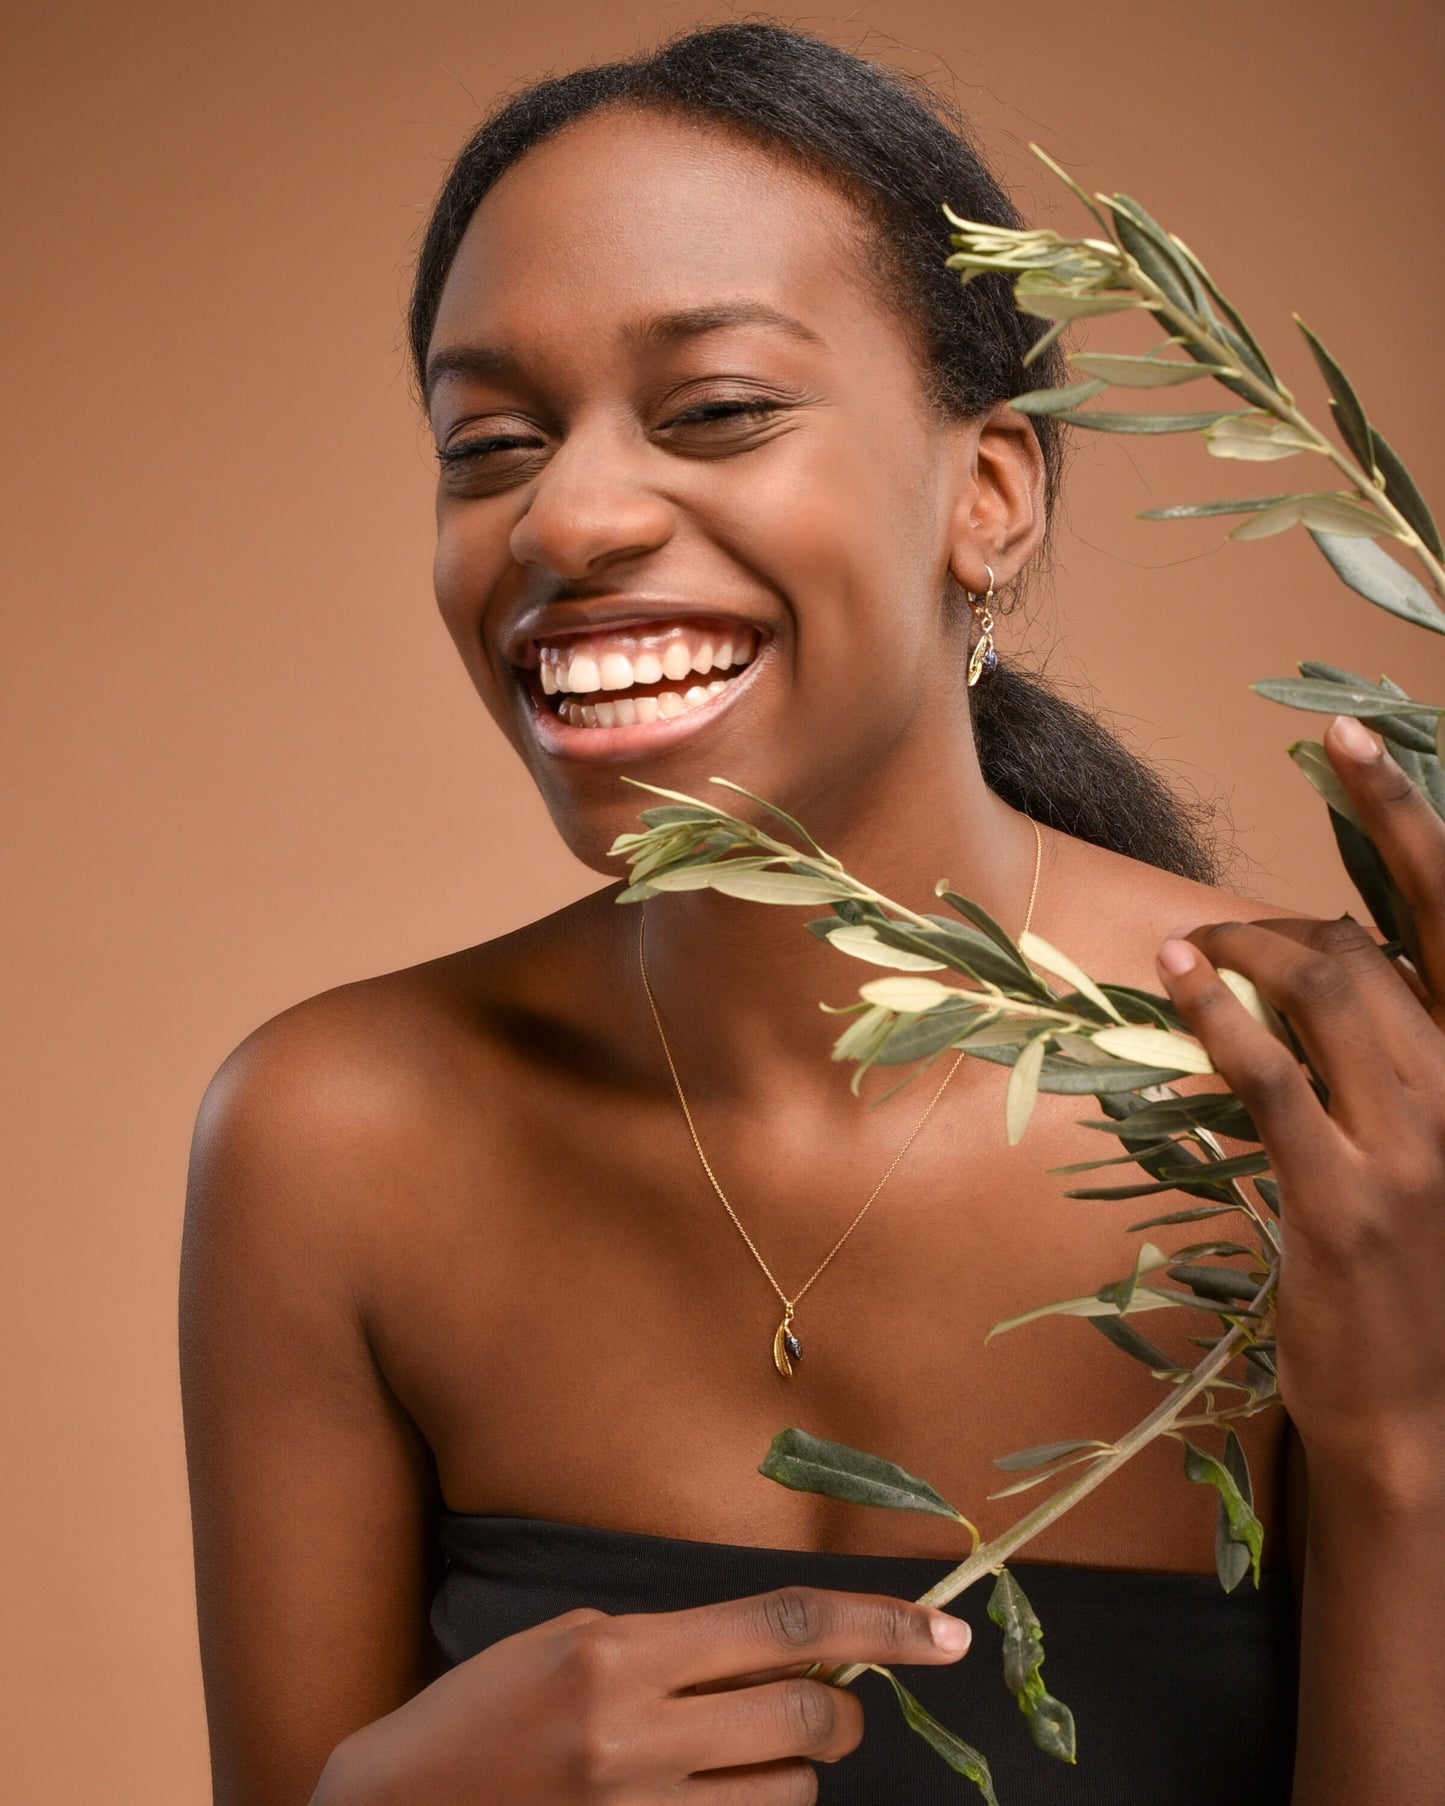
[432,1512,1296,1803]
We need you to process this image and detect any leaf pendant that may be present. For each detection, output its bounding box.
[773,1313,803,1378]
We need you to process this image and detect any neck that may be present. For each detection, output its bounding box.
[627,720,1045,1102]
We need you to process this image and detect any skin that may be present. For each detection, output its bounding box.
[180,108,1445,1806]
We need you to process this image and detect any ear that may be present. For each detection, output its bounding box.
[945,402,1048,594]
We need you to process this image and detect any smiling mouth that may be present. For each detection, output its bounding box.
[529,617,762,728]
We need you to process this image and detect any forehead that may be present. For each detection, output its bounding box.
[428,107,895,374]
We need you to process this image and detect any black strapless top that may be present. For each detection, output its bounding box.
[432,1513,1296,1803]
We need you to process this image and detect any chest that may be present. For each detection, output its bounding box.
[363,1063,1286,1573]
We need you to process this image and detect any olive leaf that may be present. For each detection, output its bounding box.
[1294,316,1375,476]
[1019,931,1124,1022]
[986,1569,1077,1762]
[993,1438,1114,1473]
[1068,350,1220,387]
[868,1667,1000,1804]
[1089,1024,1214,1075]
[824,922,946,971]
[704,869,854,904]
[1011,377,1109,413]
[1204,415,1318,461]
[1088,1312,1182,1372]
[1230,493,1395,540]
[1048,407,1242,434]
[1005,1031,1050,1145]
[1369,427,1444,559]
[758,1429,969,1523]
[1180,1434,1264,1590]
[1137,492,1312,520]
[1308,531,1445,633]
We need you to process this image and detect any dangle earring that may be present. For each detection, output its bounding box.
[966,564,998,687]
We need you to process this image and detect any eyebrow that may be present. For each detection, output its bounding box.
[425,300,823,401]
[623,301,825,352]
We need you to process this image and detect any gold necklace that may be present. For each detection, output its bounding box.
[638,818,1044,1378]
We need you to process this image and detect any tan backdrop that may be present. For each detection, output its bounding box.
[3,0,1442,1798]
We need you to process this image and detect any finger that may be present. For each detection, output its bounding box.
[1157,935,1330,1167]
[687,1758,818,1803]
[1190,919,1438,1115]
[1325,715,1445,1002]
[666,1674,864,1772]
[625,1586,969,1693]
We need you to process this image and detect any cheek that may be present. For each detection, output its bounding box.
[432,511,517,722]
[432,511,506,672]
[737,423,948,670]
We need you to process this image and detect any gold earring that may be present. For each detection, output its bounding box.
[966,564,997,687]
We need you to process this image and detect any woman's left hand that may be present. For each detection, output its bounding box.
[1155,712,1445,1496]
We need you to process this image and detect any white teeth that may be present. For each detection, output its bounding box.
[580,702,598,727]
[566,653,600,693]
[684,685,710,706]
[661,641,693,682]
[706,678,725,694]
[612,697,637,727]
[690,637,715,676]
[632,651,663,685]
[540,662,559,695]
[599,652,633,692]
[657,691,687,719]
[633,695,660,724]
[732,630,756,666]
[593,700,617,727]
[713,637,734,671]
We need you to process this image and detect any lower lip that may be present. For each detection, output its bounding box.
[523,653,768,763]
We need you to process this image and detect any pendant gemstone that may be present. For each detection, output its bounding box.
[784,1333,803,1362]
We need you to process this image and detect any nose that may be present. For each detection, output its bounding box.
[509,423,674,580]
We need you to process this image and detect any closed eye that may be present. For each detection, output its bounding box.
[437,431,546,464]
[663,398,781,427]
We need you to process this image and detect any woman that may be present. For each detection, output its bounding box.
[179,23,1445,1806]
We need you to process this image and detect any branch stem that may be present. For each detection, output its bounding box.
[1124,272,1445,596]
[823,1259,1279,1688]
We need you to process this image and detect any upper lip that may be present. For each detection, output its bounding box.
[501,596,773,669]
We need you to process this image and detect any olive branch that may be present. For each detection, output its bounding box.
[607,150,1444,1797]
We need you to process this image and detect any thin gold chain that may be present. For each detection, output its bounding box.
[638,818,1044,1319]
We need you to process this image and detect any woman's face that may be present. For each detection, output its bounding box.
[426,107,1025,870]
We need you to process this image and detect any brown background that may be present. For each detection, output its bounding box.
[3,0,1442,1798]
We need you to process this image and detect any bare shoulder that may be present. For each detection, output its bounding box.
[1045,831,1309,991]
[184,888,633,1307]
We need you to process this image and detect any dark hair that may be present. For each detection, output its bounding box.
[408,22,1217,882]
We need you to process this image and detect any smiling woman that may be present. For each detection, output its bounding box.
[178,20,1445,1806]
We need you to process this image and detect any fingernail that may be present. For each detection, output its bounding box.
[1158,939,1198,977]
[931,1613,971,1654]
[1331,715,1382,762]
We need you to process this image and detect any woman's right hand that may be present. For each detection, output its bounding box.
[314,1585,971,1804]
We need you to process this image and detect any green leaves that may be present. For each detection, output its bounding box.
[1089,1024,1214,1075]
[1068,350,1222,388]
[1229,493,1392,541]
[701,869,853,905]
[1255,669,1444,722]
[1180,1432,1263,1591]
[1371,428,1444,559]
[1011,377,1109,414]
[1204,415,1318,462]
[986,1569,1077,1762]
[1295,316,1375,473]
[1005,1032,1049,1145]
[758,1429,969,1523]
[1309,532,1445,634]
[1048,408,1242,434]
[870,1668,999,1804]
